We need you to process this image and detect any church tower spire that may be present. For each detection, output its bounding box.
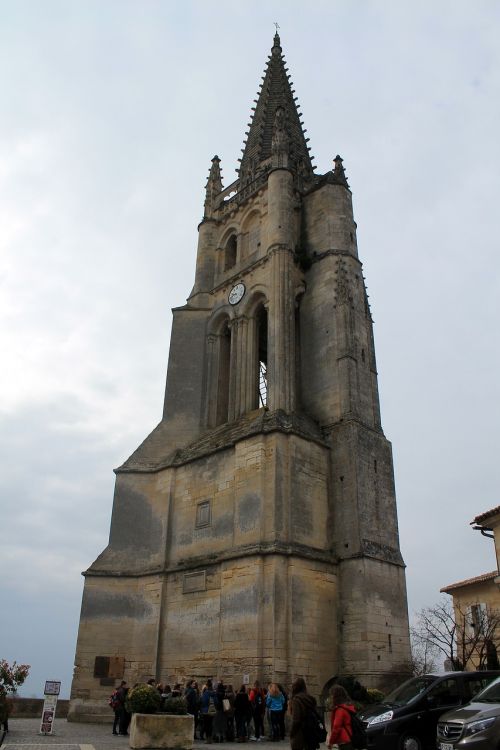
[69,33,411,721]
[238,31,313,186]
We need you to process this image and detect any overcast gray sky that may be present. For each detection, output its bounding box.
[1,1,499,699]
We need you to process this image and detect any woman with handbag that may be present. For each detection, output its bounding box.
[200,680,218,744]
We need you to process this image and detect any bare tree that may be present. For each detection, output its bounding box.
[409,628,438,675]
[412,597,500,671]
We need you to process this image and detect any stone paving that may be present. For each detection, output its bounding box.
[2,719,285,750]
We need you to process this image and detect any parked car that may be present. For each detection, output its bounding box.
[437,674,500,749]
[358,671,500,750]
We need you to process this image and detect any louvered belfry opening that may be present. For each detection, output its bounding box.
[256,305,268,408]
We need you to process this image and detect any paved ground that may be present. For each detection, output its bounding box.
[2,719,287,750]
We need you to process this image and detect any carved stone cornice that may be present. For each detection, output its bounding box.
[337,539,405,568]
[116,409,328,474]
[84,540,339,578]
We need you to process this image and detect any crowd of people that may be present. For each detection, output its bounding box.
[111,677,358,750]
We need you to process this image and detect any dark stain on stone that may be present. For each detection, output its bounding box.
[238,493,261,532]
[81,589,153,620]
[109,483,163,553]
[177,531,193,546]
[274,581,284,614]
[213,512,233,538]
[291,576,304,624]
[221,585,258,617]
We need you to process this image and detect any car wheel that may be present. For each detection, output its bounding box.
[400,735,423,750]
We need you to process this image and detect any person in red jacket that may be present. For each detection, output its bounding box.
[327,685,356,750]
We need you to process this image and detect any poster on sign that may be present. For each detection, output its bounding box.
[40,681,61,734]
[44,681,61,696]
[40,706,55,734]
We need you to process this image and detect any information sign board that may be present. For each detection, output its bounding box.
[44,681,61,696]
[40,681,61,734]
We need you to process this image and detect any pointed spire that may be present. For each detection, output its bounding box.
[238,32,313,186]
[204,155,223,218]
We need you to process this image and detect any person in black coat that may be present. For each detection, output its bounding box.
[234,685,252,742]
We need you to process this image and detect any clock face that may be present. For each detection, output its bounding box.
[228,282,245,305]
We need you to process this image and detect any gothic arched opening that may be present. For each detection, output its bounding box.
[256,305,268,408]
[216,321,231,425]
[224,234,237,271]
[295,297,302,410]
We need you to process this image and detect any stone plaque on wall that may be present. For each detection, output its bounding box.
[183,570,206,593]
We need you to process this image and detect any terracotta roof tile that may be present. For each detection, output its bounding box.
[441,570,498,593]
[472,505,500,526]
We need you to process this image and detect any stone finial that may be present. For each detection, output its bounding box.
[272,26,281,54]
[333,155,350,188]
[204,155,223,218]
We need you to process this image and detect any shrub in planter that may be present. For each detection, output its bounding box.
[162,696,188,715]
[126,685,161,714]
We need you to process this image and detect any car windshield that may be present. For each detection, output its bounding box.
[383,676,437,707]
[474,677,500,704]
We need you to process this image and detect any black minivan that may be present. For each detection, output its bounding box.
[358,671,500,750]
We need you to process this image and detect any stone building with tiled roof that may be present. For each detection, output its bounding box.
[441,506,500,670]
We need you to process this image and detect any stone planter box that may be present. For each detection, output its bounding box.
[129,712,194,750]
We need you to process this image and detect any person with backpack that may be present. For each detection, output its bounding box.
[327,685,357,750]
[200,679,218,743]
[109,684,121,735]
[249,680,266,740]
[289,677,320,750]
[184,680,200,737]
[114,680,130,736]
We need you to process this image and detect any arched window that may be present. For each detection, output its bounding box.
[295,301,301,410]
[255,305,268,408]
[216,321,231,425]
[240,211,261,261]
[224,234,237,271]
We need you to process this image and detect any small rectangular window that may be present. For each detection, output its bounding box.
[196,500,211,528]
[183,570,206,593]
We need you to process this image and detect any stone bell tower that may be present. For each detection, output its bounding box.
[69,32,410,721]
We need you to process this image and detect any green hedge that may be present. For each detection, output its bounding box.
[126,685,161,714]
